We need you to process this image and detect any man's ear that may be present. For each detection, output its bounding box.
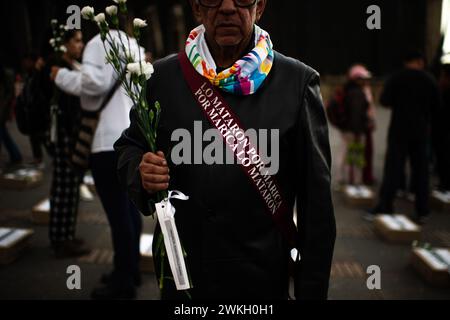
[190,0,203,24]
[255,0,267,23]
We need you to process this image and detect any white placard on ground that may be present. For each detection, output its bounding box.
[432,190,450,203]
[140,234,154,256]
[0,228,30,248]
[3,168,40,180]
[345,185,373,199]
[35,199,50,212]
[378,214,419,231]
[415,248,450,271]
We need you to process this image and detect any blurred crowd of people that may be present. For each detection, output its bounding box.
[327,51,450,224]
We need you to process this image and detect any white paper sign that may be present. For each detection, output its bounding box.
[140,234,154,256]
[435,249,450,267]
[346,185,359,197]
[3,168,39,181]
[416,248,450,272]
[0,228,30,248]
[379,214,419,231]
[393,215,419,231]
[345,185,373,199]
[432,190,450,203]
[155,191,191,291]
[0,228,11,239]
[35,199,50,212]
[379,215,402,230]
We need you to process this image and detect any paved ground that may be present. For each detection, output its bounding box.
[0,104,449,300]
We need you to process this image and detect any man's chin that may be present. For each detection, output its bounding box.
[215,36,243,48]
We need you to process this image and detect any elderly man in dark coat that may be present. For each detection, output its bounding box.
[115,0,336,300]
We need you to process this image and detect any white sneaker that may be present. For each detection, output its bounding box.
[80,184,94,202]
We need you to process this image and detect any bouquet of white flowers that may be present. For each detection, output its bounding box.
[49,19,68,54]
[81,4,160,158]
[82,1,192,296]
[48,19,68,144]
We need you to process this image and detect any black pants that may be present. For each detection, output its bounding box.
[29,133,44,160]
[91,151,142,289]
[376,135,430,216]
[49,135,80,243]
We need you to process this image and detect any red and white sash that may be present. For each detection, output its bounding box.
[178,52,297,249]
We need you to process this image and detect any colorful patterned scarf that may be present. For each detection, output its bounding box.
[185,24,274,96]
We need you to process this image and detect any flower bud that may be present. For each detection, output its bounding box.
[81,6,95,20]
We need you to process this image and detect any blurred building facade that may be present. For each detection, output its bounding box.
[0,0,445,76]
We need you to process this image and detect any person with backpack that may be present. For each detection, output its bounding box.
[0,64,23,169]
[15,54,48,169]
[328,64,373,186]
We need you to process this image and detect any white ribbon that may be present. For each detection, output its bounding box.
[164,190,190,219]
[155,190,191,291]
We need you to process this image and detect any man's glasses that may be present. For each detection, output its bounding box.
[197,0,258,9]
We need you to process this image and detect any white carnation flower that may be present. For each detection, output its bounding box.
[142,62,154,80]
[94,13,106,24]
[133,18,147,28]
[81,6,95,20]
[105,5,118,16]
[127,62,141,75]
[127,62,154,80]
[113,0,127,4]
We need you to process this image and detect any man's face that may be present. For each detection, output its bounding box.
[191,0,266,47]
[65,31,84,60]
[405,58,425,70]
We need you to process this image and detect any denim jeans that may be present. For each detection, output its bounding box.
[0,124,22,163]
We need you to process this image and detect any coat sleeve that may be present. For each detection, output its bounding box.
[54,39,116,102]
[114,105,155,216]
[80,39,115,98]
[55,68,82,97]
[294,69,336,300]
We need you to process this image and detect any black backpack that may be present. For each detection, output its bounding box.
[326,87,348,130]
[16,72,50,136]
